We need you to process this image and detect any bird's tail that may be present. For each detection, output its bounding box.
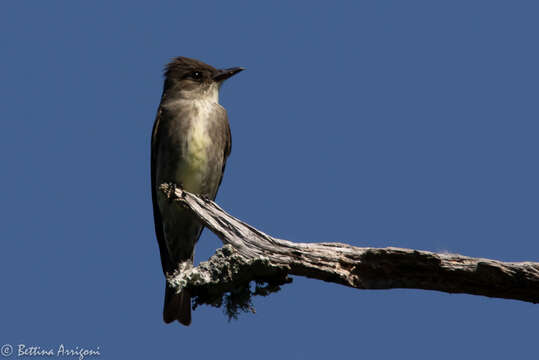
[163,284,191,326]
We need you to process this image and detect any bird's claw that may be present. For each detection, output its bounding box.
[164,182,183,200]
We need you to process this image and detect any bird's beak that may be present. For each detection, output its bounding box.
[213,67,245,82]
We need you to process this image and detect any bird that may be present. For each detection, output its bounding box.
[151,57,243,325]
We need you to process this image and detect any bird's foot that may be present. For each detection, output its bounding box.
[178,183,187,199]
[199,194,211,203]
[163,182,182,200]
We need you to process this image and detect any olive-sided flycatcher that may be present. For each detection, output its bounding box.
[151,57,243,325]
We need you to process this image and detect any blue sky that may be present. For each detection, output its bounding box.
[1,1,538,359]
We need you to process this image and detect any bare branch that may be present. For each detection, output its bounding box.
[159,183,539,318]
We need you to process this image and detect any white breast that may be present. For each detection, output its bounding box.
[185,99,215,168]
[180,86,221,191]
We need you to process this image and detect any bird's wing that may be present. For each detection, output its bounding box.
[217,110,232,189]
[151,106,172,275]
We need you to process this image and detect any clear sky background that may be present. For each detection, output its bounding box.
[1,1,537,359]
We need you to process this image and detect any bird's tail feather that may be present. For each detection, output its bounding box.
[163,284,191,326]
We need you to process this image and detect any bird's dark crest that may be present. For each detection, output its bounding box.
[164,56,217,79]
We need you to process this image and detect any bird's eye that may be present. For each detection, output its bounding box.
[190,71,202,80]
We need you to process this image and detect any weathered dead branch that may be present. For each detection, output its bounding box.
[159,183,539,319]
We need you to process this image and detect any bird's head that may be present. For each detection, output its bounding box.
[163,57,244,101]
